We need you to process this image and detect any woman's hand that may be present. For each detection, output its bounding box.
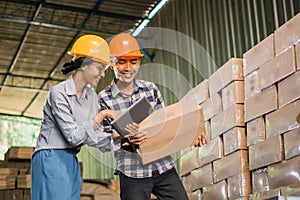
[93,110,121,129]
[124,123,147,145]
[94,110,121,124]
[101,110,121,120]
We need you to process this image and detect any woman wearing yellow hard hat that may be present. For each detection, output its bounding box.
[31,34,123,200]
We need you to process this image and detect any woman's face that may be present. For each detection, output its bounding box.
[83,61,107,88]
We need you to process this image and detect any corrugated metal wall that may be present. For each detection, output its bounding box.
[80,0,300,179]
[153,0,299,69]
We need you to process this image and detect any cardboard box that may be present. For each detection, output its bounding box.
[281,183,300,197]
[249,135,284,170]
[265,100,300,139]
[284,128,300,160]
[188,190,202,200]
[182,175,192,193]
[139,98,205,165]
[189,163,213,191]
[249,188,282,200]
[0,160,31,169]
[0,176,16,190]
[201,92,223,121]
[198,136,223,167]
[211,104,244,138]
[259,46,295,90]
[222,81,244,110]
[4,147,34,160]
[275,12,300,55]
[246,117,266,147]
[0,168,18,177]
[205,121,211,141]
[209,58,243,94]
[203,180,227,200]
[296,41,300,71]
[213,150,249,182]
[227,172,251,200]
[268,155,300,189]
[250,183,300,199]
[244,85,277,122]
[184,79,209,104]
[16,175,31,189]
[278,70,300,108]
[244,70,260,100]
[93,194,120,200]
[81,182,114,195]
[223,127,247,156]
[243,34,275,76]
[180,147,200,176]
[252,168,269,194]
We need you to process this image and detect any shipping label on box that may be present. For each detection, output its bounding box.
[244,70,260,100]
[249,135,284,170]
[259,46,295,90]
[243,34,275,76]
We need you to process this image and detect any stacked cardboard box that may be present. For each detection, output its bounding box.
[180,12,300,200]
[0,147,33,200]
[80,180,120,200]
[181,58,249,200]
[245,12,300,200]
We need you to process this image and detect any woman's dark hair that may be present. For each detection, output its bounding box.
[61,57,94,75]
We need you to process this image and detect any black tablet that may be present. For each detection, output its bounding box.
[111,96,154,137]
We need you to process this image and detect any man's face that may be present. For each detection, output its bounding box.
[116,57,140,84]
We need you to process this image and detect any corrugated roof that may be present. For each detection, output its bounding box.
[0,0,158,119]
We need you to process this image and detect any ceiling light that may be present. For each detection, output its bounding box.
[132,0,168,36]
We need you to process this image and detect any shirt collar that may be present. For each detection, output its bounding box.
[65,75,88,98]
[111,79,145,98]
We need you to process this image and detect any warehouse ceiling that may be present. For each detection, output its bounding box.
[0,0,160,119]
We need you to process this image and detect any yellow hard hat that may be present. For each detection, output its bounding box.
[109,33,144,58]
[68,34,110,64]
